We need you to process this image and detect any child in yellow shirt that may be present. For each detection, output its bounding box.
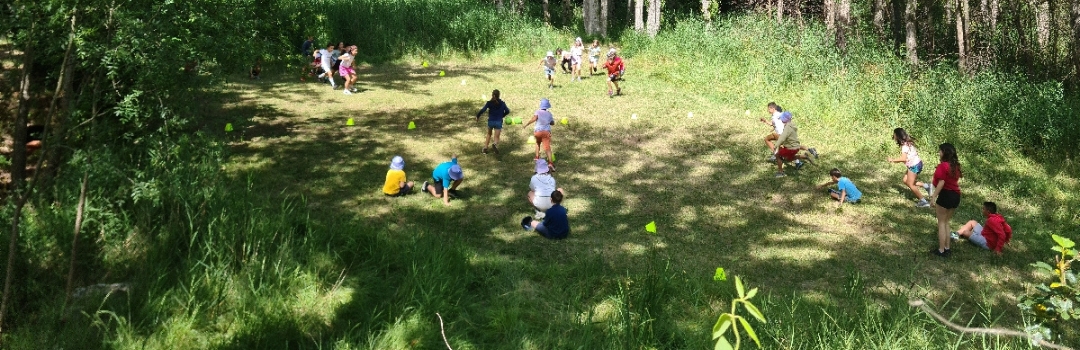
[383,156,414,196]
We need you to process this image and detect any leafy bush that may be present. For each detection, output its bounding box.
[1019,234,1080,344]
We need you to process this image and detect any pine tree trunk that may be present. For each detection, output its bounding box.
[825,0,836,32]
[874,0,887,36]
[905,0,919,65]
[778,0,785,21]
[837,0,851,50]
[600,0,609,37]
[702,0,711,22]
[956,0,969,72]
[635,0,645,31]
[584,0,595,35]
[543,0,551,24]
[1073,0,1080,82]
[1034,0,1050,53]
[646,0,660,37]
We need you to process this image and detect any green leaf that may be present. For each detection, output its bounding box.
[746,287,759,300]
[715,336,734,350]
[736,276,746,298]
[739,316,762,348]
[1052,234,1075,249]
[1032,262,1054,272]
[744,301,767,323]
[713,314,732,340]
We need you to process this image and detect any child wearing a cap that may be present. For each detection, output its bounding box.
[540,52,558,89]
[588,40,602,75]
[476,89,511,154]
[524,99,556,170]
[523,190,570,239]
[528,159,565,219]
[604,49,624,97]
[422,155,464,206]
[816,168,863,208]
[570,37,585,82]
[773,112,815,177]
[382,156,414,196]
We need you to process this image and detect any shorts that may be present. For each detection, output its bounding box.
[488,120,503,130]
[535,223,567,240]
[386,184,412,197]
[339,66,355,77]
[967,223,989,249]
[544,67,555,77]
[907,161,924,174]
[936,189,961,209]
[765,132,779,142]
[608,73,622,82]
[829,189,860,203]
[589,56,599,64]
[321,64,333,74]
[332,61,341,70]
[533,130,552,151]
[777,147,800,161]
[532,196,553,211]
[430,181,446,195]
[572,55,582,65]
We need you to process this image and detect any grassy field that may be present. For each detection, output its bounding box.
[191,47,1076,348]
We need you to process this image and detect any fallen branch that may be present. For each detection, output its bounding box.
[436,312,453,350]
[908,299,1074,350]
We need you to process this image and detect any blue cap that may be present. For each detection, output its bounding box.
[780,111,793,123]
[448,164,463,180]
[390,156,405,170]
[539,98,551,110]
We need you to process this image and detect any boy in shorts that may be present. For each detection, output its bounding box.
[817,168,862,208]
[315,43,337,89]
[588,40,602,75]
[383,156,414,196]
[604,49,624,97]
[540,51,558,89]
[421,155,464,206]
[951,202,1013,254]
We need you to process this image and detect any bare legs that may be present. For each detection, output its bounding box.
[903,170,927,200]
[935,205,956,253]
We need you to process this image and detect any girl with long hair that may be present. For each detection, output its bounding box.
[930,143,962,257]
[887,128,933,207]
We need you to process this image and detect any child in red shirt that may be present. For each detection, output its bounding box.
[604,48,624,97]
[952,202,1013,254]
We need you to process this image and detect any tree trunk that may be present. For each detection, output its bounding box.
[825,0,836,32]
[837,0,851,51]
[963,0,972,71]
[778,0,785,22]
[635,0,645,32]
[990,0,999,32]
[905,0,919,65]
[584,0,596,35]
[543,0,551,24]
[600,0,609,37]
[563,0,573,25]
[9,48,33,195]
[646,0,661,37]
[43,14,78,189]
[1033,0,1050,53]
[874,0,887,36]
[1073,0,1080,83]
[496,0,503,11]
[61,172,89,321]
[702,0,711,22]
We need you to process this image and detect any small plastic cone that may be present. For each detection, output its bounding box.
[560,117,568,125]
[439,71,445,76]
[713,267,727,281]
[745,110,751,115]
[346,118,355,126]
[225,123,233,132]
[687,112,694,118]
[551,152,555,162]
[408,121,416,130]
[528,135,536,143]
[645,221,657,233]
[631,114,638,120]
[422,61,429,68]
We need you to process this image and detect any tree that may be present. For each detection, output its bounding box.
[600,0,609,37]
[905,0,920,65]
[647,0,661,37]
[956,0,970,72]
[825,0,836,32]
[1074,0,1080,83]
[778,0,785,22]
[544,0,551,24]
[635,0,645,32]
[585,0,597,35]
[873,0,887,36]
[836,0,852,50]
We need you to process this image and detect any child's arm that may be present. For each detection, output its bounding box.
[887,151,908,163]
[442,189,451,206]
[475,102,489,120]
[837,190,847,208]
[816,179,838,189]
[523,115,537,128]
[929,179,946,206]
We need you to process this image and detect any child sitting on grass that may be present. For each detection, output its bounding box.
[382,156,414,196]
[817,168,862,208]
[522,190,570,239]
[475,89,510,154]
[421,155,464,206]
[951,202,1012,254]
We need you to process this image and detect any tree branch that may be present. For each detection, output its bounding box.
[436,312,453,350]
[908,299,1074,350]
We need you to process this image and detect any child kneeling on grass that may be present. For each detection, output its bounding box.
[522,190,570,239]
[421,155,464,206]
[951,202,1012,255]
[382,156,415,196]
[817,168,862,208]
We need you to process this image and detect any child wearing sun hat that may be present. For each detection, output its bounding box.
[523,99,556,170]
[422,155,464,206]
[527,158,566,219]
[382,156,415,196]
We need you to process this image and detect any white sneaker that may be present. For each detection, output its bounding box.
[916,199,931,208]
[343,90,353,95]
[922,183,933,197]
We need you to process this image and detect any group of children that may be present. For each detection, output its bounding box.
[767,100,1014,257]
[541,38,625,97]
[300,37,360,95]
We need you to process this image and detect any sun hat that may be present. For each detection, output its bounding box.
[607,48,617,58]
[539,98,551,109]
[390,156,405,170]
[535,159,550,174]
[575,37,582,43]
[780,111,793,123]
[448,164,463,180]
[546,51,554,57]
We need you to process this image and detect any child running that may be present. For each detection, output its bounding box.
[540,51,558,89]
[524,98,556,170]
[951,202,1012,254]
[382,156,415,196]
[930,143,963,257]
[316,44,337,89]
[559,48,572,74]
[421,155,464,206]
[887,128,933,208]
[773,112,815,177]
[604,49,624,97]
[570,37,585,82]
[475,89,511,154]
[588,40,602,75]
[759,102,785,160]
[339,46,357,94]
[816,168,863,208]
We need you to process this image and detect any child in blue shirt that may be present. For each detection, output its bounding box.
[522,190,570,239]
[475,89,510,154]
[817,168,862,208]
[421,155,464,206]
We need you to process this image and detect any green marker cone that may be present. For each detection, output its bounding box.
[551,152,555,162]
[346,118,355,126]
[560,117,568,125]
[439,70,445,77]
[225,123,233,132]
[645,221,657,233]
[408,121,416,130]
[714,267,727,281]
[422,61,429,68]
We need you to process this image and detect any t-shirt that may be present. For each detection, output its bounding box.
[477,100,511,122]
[836,177,862,201]
[605,57,624,75]
[982,213,1013,253]
[301,40,313,55]
[589,46,601,58]
[330,49,342,62]
[770,111,785,135]
[933,162,961,193]
[543,57,557,69]
[339,53,354,69]
[383,169,407,195]
[534,110,553,132]
[432,159,459,188]
[775,120,800,149]
[562,51,572,60]
[542,204,570,238]
[530,174,557,196]
[901,143,921,167]
[318,49,332,67]
[571,45,584,58]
